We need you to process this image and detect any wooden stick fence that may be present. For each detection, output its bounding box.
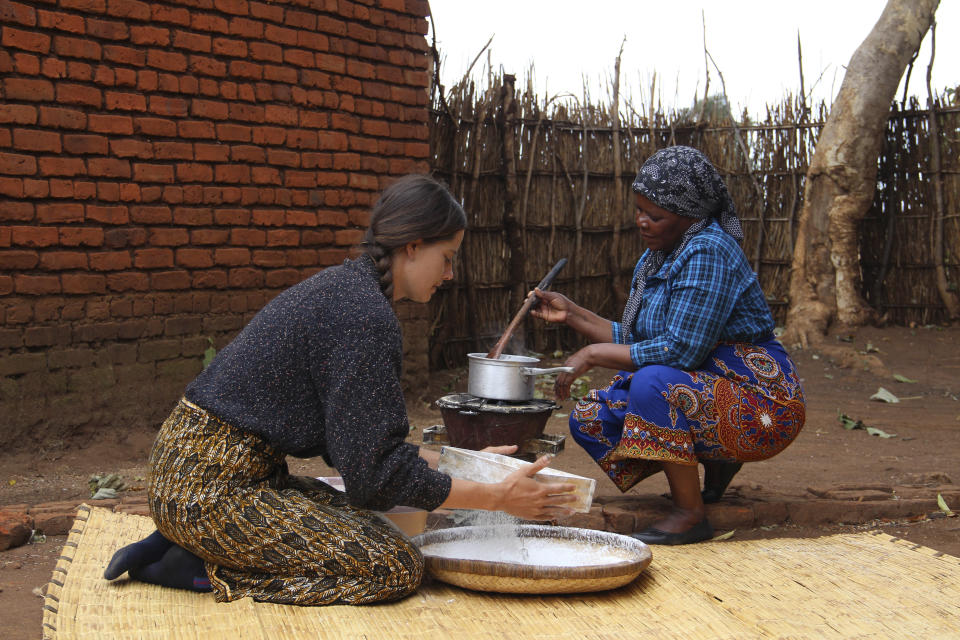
[428,73,960,369]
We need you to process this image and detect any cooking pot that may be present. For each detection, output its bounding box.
[467,353,574,402]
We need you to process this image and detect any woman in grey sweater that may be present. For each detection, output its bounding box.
[104,175,575,605]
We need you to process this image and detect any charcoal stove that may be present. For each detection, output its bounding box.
[423,392,565,458]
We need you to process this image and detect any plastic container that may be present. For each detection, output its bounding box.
[437,446,595,513]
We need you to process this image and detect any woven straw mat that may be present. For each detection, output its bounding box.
[43,504,960,639]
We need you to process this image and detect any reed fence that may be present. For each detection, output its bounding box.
[426,73,960,369]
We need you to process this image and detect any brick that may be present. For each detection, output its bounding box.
[316,248,347,266]
[107,271,149,291]
[190,228,228,245]
[55,82,101,107]
[191,98,228,120]
[63,134,107,155]
[151,4,189,26]
[85,204,128,224]
[0,151,37,175]
[14,274,61,295]
[172,207,212,225]
[12,226,58,247]
[151,270,191,290]
[214,247,250,266]
[105,91,147,111]
[149,95,188,117]
[192,270,227,289]
[38,156,84,176]
[0,104,37,125]
[89,113,133,134]
[0,249,39,269]
[60,227,103,246]
[2,26,50,53]
[62,272,106,294]
[135,116,176,137]
[89,251,131,271]
[149,228,188,246]
[173,248,211,268]
[0,201,34,221]
[37,202,84,223]
[216,123,251,142]
[164,315,202,335]
[173,29,211,52]
[264,268,300,288]
[133,163,174,183]
[189,54,226,77]
[48,178,74,200]
[228,267,263,288]
[178,120,215,138]
[88,157,131,178]
[133,248,173,268]
[54,35,101,60]
[0,177,24,198]
[110,138,152,159]
[249,41,281,62]
[106,0,150,20]
[130,205,171,224]
[264,229,300,247]
[175,163,213,182]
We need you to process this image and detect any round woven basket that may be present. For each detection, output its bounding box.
[413,524,652,594]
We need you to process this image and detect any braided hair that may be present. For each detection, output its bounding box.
[364,174,466,299]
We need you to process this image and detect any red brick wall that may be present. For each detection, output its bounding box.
[0,0,432,449]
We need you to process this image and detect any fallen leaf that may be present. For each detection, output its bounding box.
[8,479,15,486]
[938,493,956,517]
[711,530,736,541]
[865,426,897,439]
[893,374,918,384]
[870,387,899,403]
[863,342,880,353]
[837,411,864,431]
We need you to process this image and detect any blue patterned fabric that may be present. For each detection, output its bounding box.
[570,338,805,492]
[611,220,775,370]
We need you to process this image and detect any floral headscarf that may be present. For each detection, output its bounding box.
[619,146,744,342]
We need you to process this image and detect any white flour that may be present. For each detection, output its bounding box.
[420,519,639,568]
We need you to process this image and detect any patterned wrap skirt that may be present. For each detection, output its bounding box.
[147,398,424,605]
[570,338,805,492]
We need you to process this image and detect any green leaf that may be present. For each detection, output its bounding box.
[711,530,736,541]
[893,374,918,384]
[870,387,899,403]
[865,427,897,439]
[938,493,956,517]
[203,340,217,369]
[837,411,863,430]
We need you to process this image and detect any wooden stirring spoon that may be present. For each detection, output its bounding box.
[486,258,568,360]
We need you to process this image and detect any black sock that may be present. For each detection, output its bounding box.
[104,530,174,580]
[129,544,211,592]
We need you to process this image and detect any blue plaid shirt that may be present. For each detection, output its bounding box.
[611,220,775,370]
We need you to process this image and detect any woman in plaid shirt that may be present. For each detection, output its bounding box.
[533,146,805,545]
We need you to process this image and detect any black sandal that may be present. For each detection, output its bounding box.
[701,461,743,504]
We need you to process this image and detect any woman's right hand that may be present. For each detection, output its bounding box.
[529,288,574,324]
[494,455,577,520]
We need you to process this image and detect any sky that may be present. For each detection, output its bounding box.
[426,1,960,118]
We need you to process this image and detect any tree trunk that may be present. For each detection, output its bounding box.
[783,0,939,349]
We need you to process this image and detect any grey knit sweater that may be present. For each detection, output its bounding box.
[185,255,452,512]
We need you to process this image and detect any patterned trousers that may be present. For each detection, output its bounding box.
[147,398,423,605]
[570,339,806,492]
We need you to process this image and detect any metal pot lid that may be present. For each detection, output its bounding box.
[435,393,558,414]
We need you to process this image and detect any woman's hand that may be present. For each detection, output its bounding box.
[554,346,594,401]
[495,455,577,520]
[480,444,518,456]
[529,289,574,324]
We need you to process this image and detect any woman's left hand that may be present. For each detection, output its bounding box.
[555,346,594,401]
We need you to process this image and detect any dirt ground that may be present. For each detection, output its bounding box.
[2,324,960,639]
